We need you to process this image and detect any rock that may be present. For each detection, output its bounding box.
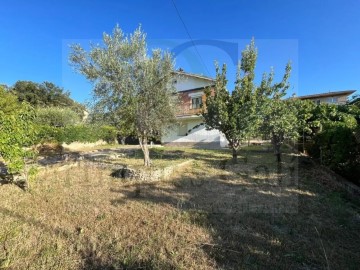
[111,166,137,180]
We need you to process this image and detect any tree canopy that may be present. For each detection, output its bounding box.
[203,40,294,163]
[260,63,298,162]
[11,81,85,116]
[69,25,178,166]
[203,40,263,162]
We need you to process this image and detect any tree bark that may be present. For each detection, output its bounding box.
[232,147,238,163]
[139,136,151,167]
[276,151,281,163]
[272,133,282,163]
[228,139,240,164]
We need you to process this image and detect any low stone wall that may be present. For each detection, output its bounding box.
[163,141,222,149]
[111,160,193,183]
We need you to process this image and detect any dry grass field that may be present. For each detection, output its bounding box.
[0,145,359,269]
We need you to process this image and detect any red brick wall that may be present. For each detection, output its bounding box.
[176,88,214,116]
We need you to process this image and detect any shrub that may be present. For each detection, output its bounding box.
[100,125,118,143]
[35,107,81,127]
[37,124,118,145]
[310,123,360,184]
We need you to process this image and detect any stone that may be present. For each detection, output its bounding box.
[111,166,138,180]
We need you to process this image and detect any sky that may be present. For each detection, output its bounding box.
[1,0,359,103]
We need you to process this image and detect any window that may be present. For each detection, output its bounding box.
[191,97,202,109]
[178,123,188,136]
[316,99,321,105]
[330,97,338,104]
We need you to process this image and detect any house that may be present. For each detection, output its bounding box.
[161,70,228,148]
[297,90,356,105]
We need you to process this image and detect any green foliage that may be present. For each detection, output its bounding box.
[203,40,263,162]
[293,99,318,135]
[349,94,360,108]
[37,124,117,144]
[311,103,358,131]
[313,123,359,183]
[35,107,81,127]
[35,125,60,144]
[260,63,297,162]
[0,86,21,114]
[69,25,178,166]
[203,39,293,163]
[306,103,360,183]
[100,125,118,143]
[0,87,37,173]
[11,81,85,116]
[88,108,134,141]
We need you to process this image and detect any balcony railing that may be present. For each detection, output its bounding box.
[176,107,203,117]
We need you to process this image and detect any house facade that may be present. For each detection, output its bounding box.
[297,90,356,105]
[161,71,228,148]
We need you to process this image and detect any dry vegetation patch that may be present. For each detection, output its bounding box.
[0,145,359,269]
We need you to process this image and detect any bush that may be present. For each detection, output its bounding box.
[100,125,118,143]
[35,107,81,127]
[37,124,118,145]
[309,123,360,184]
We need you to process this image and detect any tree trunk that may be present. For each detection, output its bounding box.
[272,133,282,163]
[139,136,151,167]
[276,151,281,163]
[302,129,305,154]
[232,147,238,163]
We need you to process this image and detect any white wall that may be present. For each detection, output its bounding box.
[174,75,213,92]
[162,118,228,147]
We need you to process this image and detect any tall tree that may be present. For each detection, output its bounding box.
[203,40,263,163]
[69,25,178,166]
[261,63,297,162]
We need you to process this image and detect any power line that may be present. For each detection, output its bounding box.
[171,0,211,76]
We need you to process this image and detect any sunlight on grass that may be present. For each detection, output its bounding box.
[0,145,359,269]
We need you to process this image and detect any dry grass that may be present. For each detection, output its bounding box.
[0,145,359,269]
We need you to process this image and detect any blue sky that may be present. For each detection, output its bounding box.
[1,0,359,103]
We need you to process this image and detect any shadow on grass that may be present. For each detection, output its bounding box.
[80,248,176,270]
[109,148,360,269]
[109,152,305,269]
[0,205,175,269]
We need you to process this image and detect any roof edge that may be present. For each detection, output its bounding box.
[297,90,356,100]
[173,71,215,82]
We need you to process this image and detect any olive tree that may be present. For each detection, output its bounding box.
[69,25,178,166]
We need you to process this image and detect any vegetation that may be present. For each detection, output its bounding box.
[0,87,37,174]
[11,81,85,116]
[0,146,359,269]
[260,63,298,162]
[304,103,360,183]
[293,99,317,153]
[35,107,81,127]
[203,40,296,163]
[203,40,260,163]
[202,41,259,163]
[69,25,178,166]
[0,25,358,269]
[36,124,117,145]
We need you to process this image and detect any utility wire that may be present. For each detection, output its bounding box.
[171,0,211,76]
